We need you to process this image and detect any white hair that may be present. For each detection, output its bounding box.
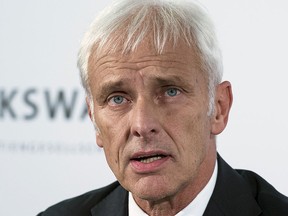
[78,0,223,125]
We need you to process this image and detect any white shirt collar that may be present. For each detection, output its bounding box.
[128,161,218,216]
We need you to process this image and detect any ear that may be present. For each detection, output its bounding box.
[86,97,93,121]
[96,132,104,148]
[211,81,233,135]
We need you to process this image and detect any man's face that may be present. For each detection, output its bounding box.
[88,40,217,201]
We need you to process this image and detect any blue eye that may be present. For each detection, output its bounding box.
[112,96,124,104]
[166,88,179,97]
[108,94,130,107]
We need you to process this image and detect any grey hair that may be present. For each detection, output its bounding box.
[78,0,223,121]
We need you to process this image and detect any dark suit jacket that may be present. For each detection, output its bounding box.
[38,155,288,216]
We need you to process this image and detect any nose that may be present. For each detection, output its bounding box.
[130,97,160,139]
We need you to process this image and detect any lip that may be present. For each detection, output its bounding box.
[129,150,171,173]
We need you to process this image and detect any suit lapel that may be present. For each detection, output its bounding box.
[91,185,128,216]
[204,155,262,216]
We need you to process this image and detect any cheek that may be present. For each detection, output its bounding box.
[178,114,211,170]
[169,110,210,152]
[95,111,129,173]
[99,135,123,180]
[95,109,125,145]
[96,106,131,129]
[186,113,210,143]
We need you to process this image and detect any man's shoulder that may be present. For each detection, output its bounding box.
[208,155,288,216]
[236,169,288,214]
[38,181,122,216]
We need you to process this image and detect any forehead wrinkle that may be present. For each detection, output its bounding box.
[92,50,189,68]
[130,53,188,66]
[90,58,121,75]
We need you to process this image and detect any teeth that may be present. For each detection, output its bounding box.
[139,156,162,163]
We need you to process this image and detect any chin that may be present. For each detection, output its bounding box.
[135,189,172,202]
[130,175,177,201]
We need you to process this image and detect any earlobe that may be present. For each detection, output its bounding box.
[96,132,104,148]
[211,81,233,135]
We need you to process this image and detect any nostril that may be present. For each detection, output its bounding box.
[131,127,158,138]
[133,130,141,137]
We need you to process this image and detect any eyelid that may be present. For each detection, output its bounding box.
[163,86,182,93]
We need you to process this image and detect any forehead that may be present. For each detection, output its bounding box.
[88,38,205,79]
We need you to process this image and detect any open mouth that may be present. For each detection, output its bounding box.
[132,154,167,164]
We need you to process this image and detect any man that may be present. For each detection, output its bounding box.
[38,0,288,215]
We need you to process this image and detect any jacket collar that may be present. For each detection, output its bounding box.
[204,155,262,216]
[91,184,128,216]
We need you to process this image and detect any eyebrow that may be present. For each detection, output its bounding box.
[95,80,125,102]
[154,75,191,87]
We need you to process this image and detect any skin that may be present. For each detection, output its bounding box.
[87,38,233,216]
